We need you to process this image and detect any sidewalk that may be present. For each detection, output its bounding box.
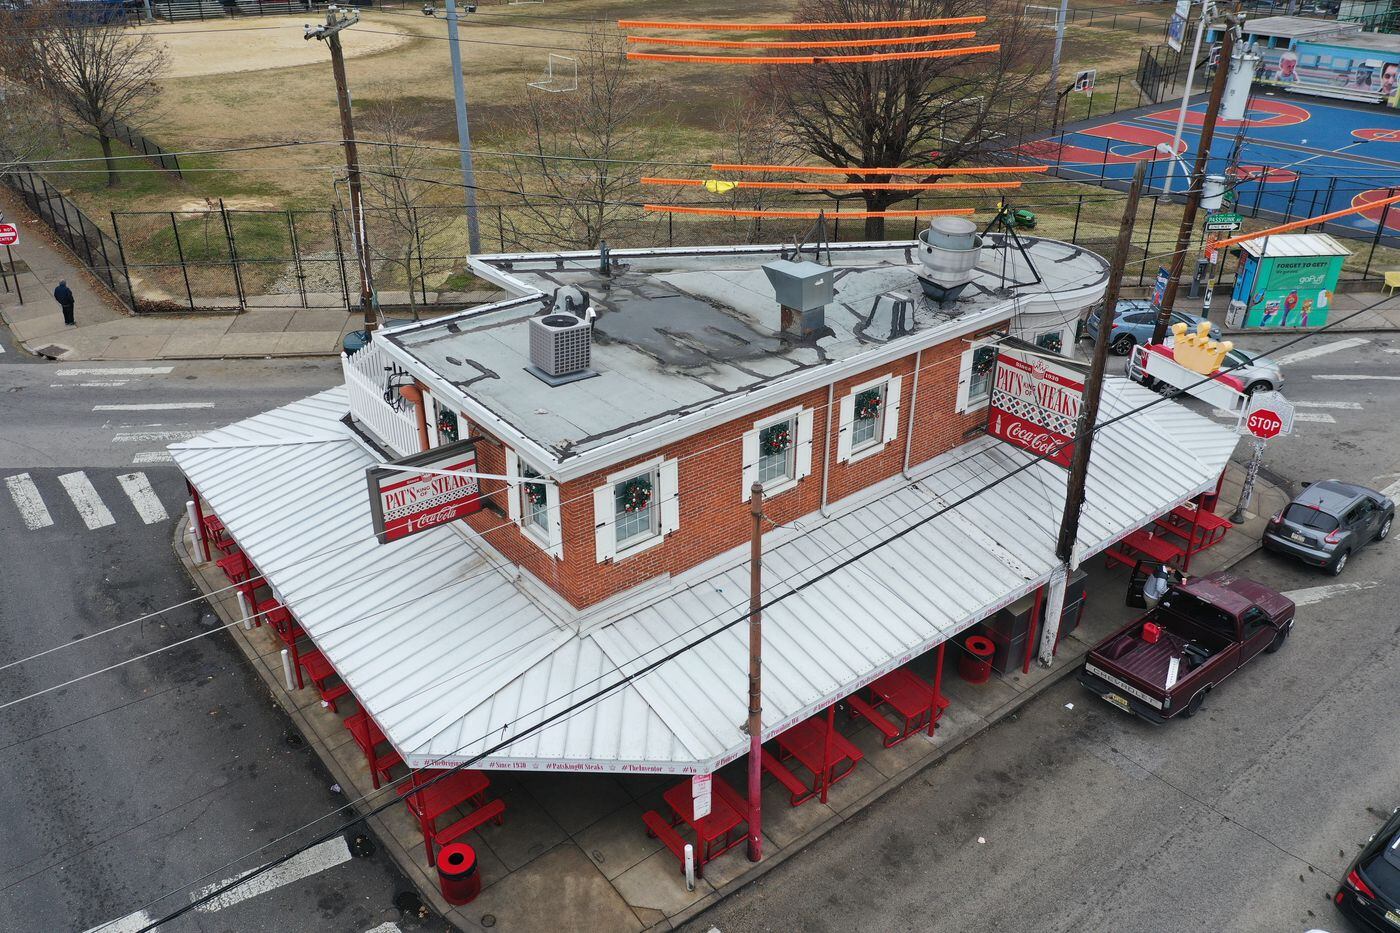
[175,464,1287,933]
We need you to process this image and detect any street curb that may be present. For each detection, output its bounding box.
[1218,327,1400,336]
[667,537,1267,933]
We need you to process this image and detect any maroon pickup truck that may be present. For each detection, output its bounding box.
[1077,572,1295,722]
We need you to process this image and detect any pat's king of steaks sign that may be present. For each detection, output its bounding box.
[985,344,1086,469]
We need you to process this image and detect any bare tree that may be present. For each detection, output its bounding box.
[0,5,167,187]
[360,94,458,320]
[0,78,64,175]
[754,0,1050,238]
[500,28,658,250]
[713,99,798,244]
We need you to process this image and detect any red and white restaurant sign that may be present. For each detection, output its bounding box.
[0,223,19,247]
[986,345,1087,468]
[366,439,482,544]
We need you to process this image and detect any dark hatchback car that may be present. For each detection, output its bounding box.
[1336,806,1400,931]
[1263,480,1394,576]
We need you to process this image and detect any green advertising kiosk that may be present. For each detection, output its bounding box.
[1226,233,1349,329]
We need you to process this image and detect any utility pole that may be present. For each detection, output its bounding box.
[746,481,765,862]
[1151,9,1239,344]
[1048,0,1070,95]
[1039,160,1149,665]
[307,6,376,333]
[443,0,482,255]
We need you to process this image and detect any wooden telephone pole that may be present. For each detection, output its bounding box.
[1151,10,1238,344]
[746,482,764,861]
[307,6,376,333]
[1039,160,1149,665]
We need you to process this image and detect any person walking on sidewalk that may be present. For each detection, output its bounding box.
[54,280,75,326]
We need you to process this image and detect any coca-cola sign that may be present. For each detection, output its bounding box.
[367,439,482,544]
[985,345,1087,469]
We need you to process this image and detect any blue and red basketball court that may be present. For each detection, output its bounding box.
[1020,93,1400,238]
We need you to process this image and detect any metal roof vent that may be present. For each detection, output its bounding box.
[916,216,983,306]
[762,259,834,339]
[526,286,599,386]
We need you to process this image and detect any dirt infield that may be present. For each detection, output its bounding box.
[155,15,414,79]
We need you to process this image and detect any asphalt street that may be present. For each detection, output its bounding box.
[0,358,435,933]
[688,335,1400,933]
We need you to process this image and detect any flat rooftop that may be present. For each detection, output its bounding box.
[383,236,1109,464]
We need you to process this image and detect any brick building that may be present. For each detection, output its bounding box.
[174,232,1237,778]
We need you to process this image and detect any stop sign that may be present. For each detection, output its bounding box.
[1245,409,1283,439]
[0,223,18,247]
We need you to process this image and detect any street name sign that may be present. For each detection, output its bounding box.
[1204,212,1242,232]
[367,439,482,544]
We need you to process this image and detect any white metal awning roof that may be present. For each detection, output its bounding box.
[1239,233,1351,258]
[172,376,1237,774]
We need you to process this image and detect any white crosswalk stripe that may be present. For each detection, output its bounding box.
[117,473,169,524]
[1292,411,1337,423]
[94,402,214,412]
[58,472,116,530]
[55,366,173,377]
[132,451,174,464]
[111,430,202,443]
[1271,337,1369,366]
[1313,374,1400,381]
[1294,400,1362,410]
[5,473,54,530]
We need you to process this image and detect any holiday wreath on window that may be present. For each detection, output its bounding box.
[618,475,653,513]
[436,409,460,443]
[855,387,883,421]
[760,421,791,456]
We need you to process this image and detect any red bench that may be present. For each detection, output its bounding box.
[643,810,699,877]
[846,694,902,747]
[761,748,813,806]
[435,798,507,850]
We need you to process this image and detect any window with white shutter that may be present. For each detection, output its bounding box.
[956,345,997,413]
[594,456,676,562]
[742,406,810,500]
[838,375,900,463]
[507,448,563,559]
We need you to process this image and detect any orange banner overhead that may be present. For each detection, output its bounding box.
[624,31,978,49]
[618,17,986,30]
[627,44,999,65]
[643,204,978,219]
[709,164,1050,176]
[641,177,1021,191]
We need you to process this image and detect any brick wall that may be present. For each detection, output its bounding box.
[447,325,1006,610]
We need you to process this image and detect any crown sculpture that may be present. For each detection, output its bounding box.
[1170,320,1232,375]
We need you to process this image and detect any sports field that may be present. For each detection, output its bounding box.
[1023,92,1400,237]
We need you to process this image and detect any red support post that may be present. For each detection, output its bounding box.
[1023,584,1045,675]
[820,702,836,804]
[929,643,946,737]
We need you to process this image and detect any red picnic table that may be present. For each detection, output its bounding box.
[1157,502,1233,552]
[662,776,748,870]
[850,668,949,747]
[1106,527,1186,570]
[399,769,504,866]
[764,714,864,805]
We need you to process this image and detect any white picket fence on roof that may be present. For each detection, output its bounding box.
[342,344,422,457]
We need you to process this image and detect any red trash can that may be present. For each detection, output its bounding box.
[436,843,481,905]
[958,635,995,684]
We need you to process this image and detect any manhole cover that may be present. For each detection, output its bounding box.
[481,915,497,928]
[282,729,305,749]
[349,832,375,859]
[35,345,69,358]
[393,891,423,914]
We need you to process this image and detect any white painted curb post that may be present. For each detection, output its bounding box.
[281,648,296,691]
[185,500,208,563]
[236,590,254,631]
[684,844,695,891]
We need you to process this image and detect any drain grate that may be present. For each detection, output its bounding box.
[35,345,69,359]
[393,891,423,914]
[282,729,305,749]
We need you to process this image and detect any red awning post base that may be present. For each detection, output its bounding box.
[819,703,835,804]
[927,642,947,737]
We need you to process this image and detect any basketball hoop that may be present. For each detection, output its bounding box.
[1073,68,1096,96]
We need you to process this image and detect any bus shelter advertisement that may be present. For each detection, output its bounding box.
[986,346,1086,469]
[1228,253,1344,328]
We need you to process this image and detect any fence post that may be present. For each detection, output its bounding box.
[110,211,135,311]
[219,200,246,310]
[414,207,429,306]
[1100,138,1111,182]
[1140,195,1159,285]
[1363,188,1395,280]
[1284,176,1300,223]
[169,211,195,311]
[1072,194,1083,242]
[1252,168,1267,217]
[497,205,506,251]
[286,211,308,308]
[330,209,351,310]
[1322,177,1338,231]
[1113,75,1122,113]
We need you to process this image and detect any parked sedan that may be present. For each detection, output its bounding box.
[1083,301,1199,355]
[1263,480,1394,576]
[1335,805,1400,932]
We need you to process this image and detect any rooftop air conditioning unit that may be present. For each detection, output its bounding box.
[916,216,984,307]
[527,286,598,385]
